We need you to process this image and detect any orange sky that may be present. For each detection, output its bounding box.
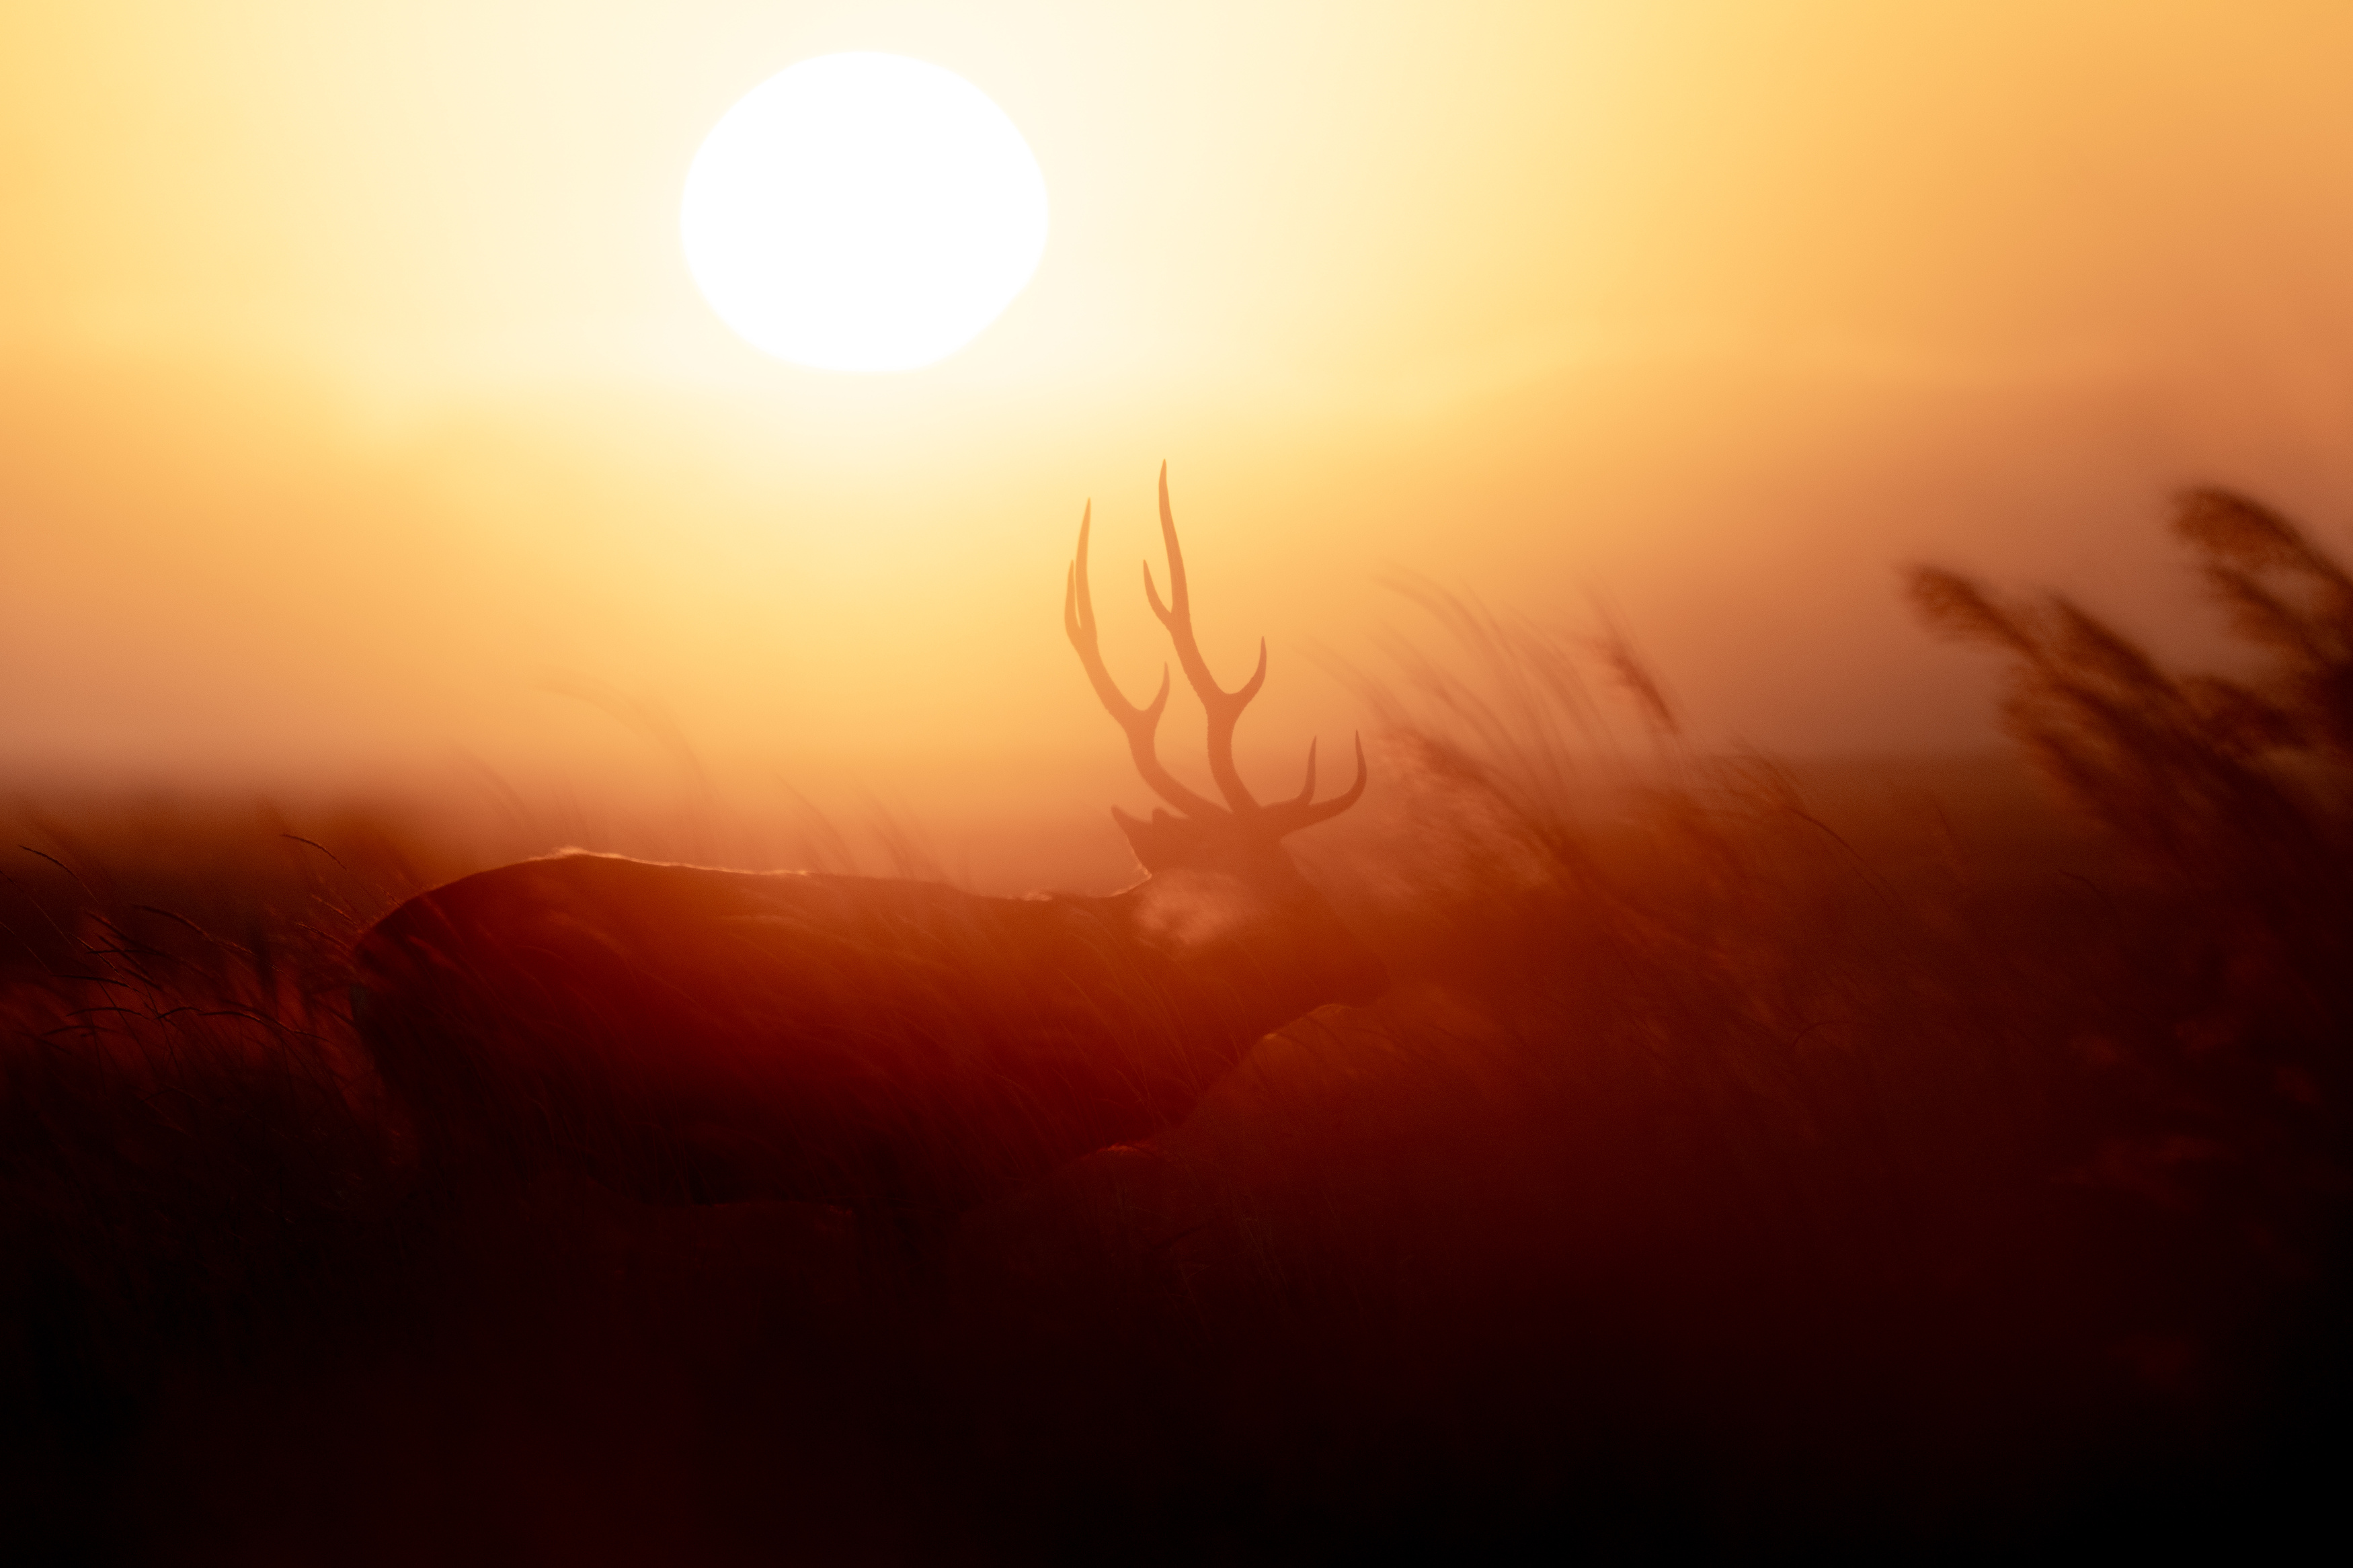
[7,1,2353,823]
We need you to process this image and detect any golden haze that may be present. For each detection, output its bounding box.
[7,1,2353,827]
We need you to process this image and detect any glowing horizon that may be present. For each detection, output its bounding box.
[5,1,2353,809]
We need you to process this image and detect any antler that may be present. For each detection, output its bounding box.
[1258,733,1369,837]
[1143,462,1269,813]
[1067,465,1370,835]
[1066,501,1226,819]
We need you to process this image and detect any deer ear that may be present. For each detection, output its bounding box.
[1112,806,1207,873]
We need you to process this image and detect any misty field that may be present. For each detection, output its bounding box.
[5,491,2350,1564]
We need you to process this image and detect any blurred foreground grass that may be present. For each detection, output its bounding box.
[4,490,2350,1563]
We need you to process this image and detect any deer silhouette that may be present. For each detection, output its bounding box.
[352,466,1383,1221]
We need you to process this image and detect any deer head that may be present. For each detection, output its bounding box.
[1066,464,1384,1012]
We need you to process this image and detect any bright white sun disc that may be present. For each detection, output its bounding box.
[681,54,1049,372]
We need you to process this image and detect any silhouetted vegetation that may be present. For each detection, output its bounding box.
[5,492,2350,1563]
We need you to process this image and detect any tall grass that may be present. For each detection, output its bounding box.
[1909,487,2352,1248]
[3,492,2350,1563]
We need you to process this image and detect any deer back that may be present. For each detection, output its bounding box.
[355,849,1342,1212]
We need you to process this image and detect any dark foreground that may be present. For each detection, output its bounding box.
[7,497,2352,1563]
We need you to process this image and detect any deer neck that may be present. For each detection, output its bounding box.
[1082,868,1318,1040]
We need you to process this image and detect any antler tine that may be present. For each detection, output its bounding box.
[1288,737,1321,806]
[1066,502,1227,820]
[1140,462,1269,813]
[1259,732,1370,837]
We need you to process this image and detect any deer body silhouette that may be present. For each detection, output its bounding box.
[352,468,1382,1216]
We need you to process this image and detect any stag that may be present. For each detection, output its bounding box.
[352,466,1383,1222]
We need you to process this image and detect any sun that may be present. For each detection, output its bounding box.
[680,54,1050,374]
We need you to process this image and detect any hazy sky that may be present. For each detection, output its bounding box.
[7,1,2353,813]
